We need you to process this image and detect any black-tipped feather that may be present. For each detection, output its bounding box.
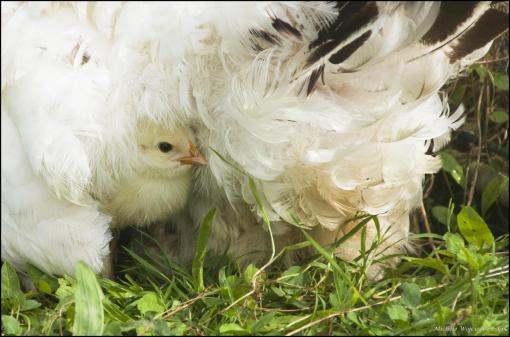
[449,9,509,62]
[249,28,281,51]
[421,1,481,45]
[306,63,325,96]
[271,17,302,39]
[306,2,378,67]
[310,1,370,49]
[409,5,508,63]
[328,30,372,64]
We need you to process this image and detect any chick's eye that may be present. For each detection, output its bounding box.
[158,142,173,153]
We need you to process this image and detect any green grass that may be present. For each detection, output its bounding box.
[1,203,508,336]
[2,17,509,337]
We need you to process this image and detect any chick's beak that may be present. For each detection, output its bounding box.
[176,141,207,166]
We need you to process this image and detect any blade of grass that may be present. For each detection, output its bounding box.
[330,215,375,249]
[192,208,216,292]
[123,247,172,283]
[72,261,104,336]
[301,229,340,272]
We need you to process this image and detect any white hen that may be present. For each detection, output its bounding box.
[1,2,508,276]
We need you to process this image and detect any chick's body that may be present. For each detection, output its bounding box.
[102,173,191,228]
[99,124,197,228]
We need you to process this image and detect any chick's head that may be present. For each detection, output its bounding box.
[136,121,207,175]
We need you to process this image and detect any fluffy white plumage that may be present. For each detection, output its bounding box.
[1,2,508,276]
[173,1,509,269]
[1,1,206,275]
